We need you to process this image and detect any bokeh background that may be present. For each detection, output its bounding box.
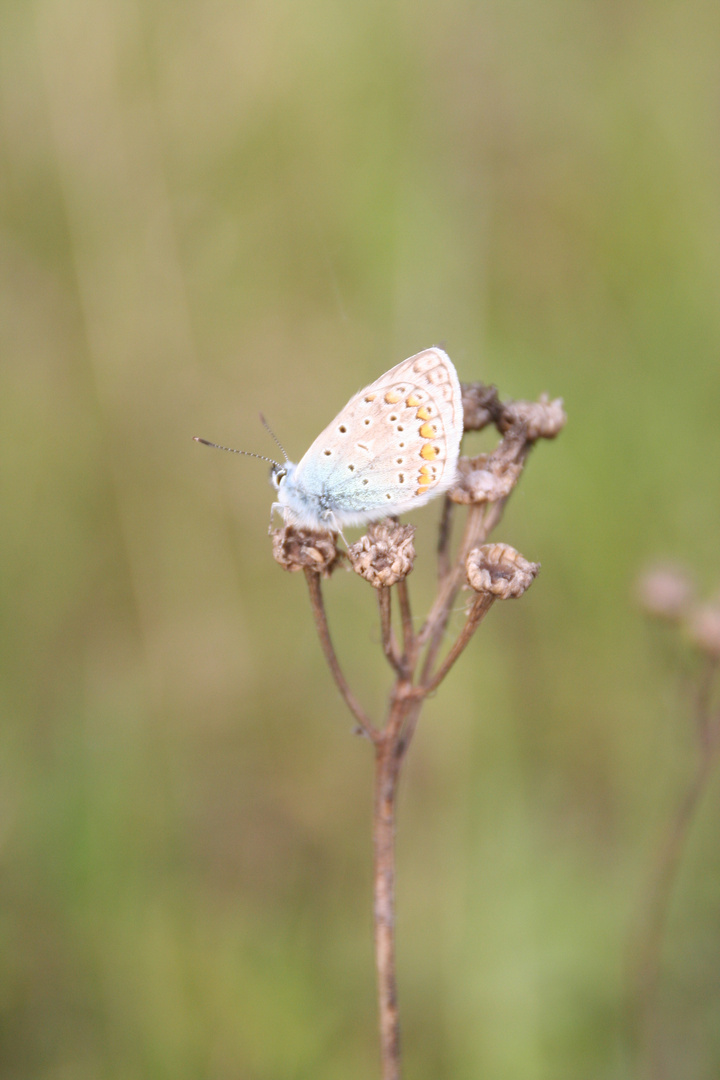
[2,0,720,1077]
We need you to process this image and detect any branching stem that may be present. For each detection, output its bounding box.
[422,593,495,694]
[291,386,555,1079]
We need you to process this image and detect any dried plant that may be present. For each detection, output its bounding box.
[630,566,720,1079]
[272,379,565,1079]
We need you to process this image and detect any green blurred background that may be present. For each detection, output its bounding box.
[2,0,720,1076]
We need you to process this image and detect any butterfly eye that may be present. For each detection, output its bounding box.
[271,465,287,489]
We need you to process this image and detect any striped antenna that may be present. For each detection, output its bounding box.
[193,437,281,469]
[259,414,289,463]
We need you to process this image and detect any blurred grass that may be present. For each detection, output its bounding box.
[1,0,720,1076]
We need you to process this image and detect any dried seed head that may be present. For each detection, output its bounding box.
[461,382,502,432]
[499,394,567,441]
[450,453,524,504]
[636,564,694,621]
[686,603,720,659]
[272,525,343,577]
[347,520,416,589]
[466,543,540,599]
[449,427,527,505]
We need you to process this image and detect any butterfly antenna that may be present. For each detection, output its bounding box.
[193,437,281,468]
[259,413,289,463]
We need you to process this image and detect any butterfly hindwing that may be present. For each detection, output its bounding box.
[292,348,463,521]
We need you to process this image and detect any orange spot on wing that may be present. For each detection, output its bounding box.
[384,390,402,404]
[406,393,421,407]
[420,444,438,460]
[365,393,376,402]
[416,485,430,496]
[416,405,432,420]
[419,422,436,439]
[418,465,432,480]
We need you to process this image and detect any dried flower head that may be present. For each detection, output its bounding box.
[450,453,524,505]
[348,520,416,589]
[461,382,502,432]
[686,603,720,659]
[449,428,527,505]
[272,525,343,577]
[499,394,567,441]
[636,564,694,622]
[466,543,540,599]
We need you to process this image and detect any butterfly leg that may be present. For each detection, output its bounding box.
[269,501,286,533]
[322,509,347,547]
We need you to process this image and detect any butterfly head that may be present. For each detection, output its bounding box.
[271,461,296,493]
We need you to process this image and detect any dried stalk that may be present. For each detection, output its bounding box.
[303,569,378,742]
[396,579,415,668]
[270,382,563,1078]
[630,741,720,1080]
[421,592,495,694]
[629,575,720,1078]
[378,587,404,676]
[373,694,410,1080]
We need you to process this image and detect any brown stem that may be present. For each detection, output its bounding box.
[480,497,510,543]
[374,733,402,1080]
[420,498,510,670]
[373,686,414,1079]
[629,713,720,1077]
[378,587,403,676]
[436,495,454,580]
[417,502,487,676]
[304,570,379,742]
[421,593,495,693]
[395,696,425,763]
[396,579,415,667]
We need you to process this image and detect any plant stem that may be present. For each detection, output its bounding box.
[304,570,379,741]
[421,592,495,692]
[436,495,454,580]
[374,721,404,1080]
[378,587,404,676]
[629,706,720,1078]
[396,579,415,667]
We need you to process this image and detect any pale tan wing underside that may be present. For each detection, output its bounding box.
[294,348,463,517]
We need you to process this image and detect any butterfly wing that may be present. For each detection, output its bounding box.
[292,348,463,527]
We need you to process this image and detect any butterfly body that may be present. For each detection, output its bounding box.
[272,348,463,531]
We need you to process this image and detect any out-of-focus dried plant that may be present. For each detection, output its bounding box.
[271,380,564,1080]
[631,566,720,1079]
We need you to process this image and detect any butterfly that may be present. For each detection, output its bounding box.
[196,347,463,533]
